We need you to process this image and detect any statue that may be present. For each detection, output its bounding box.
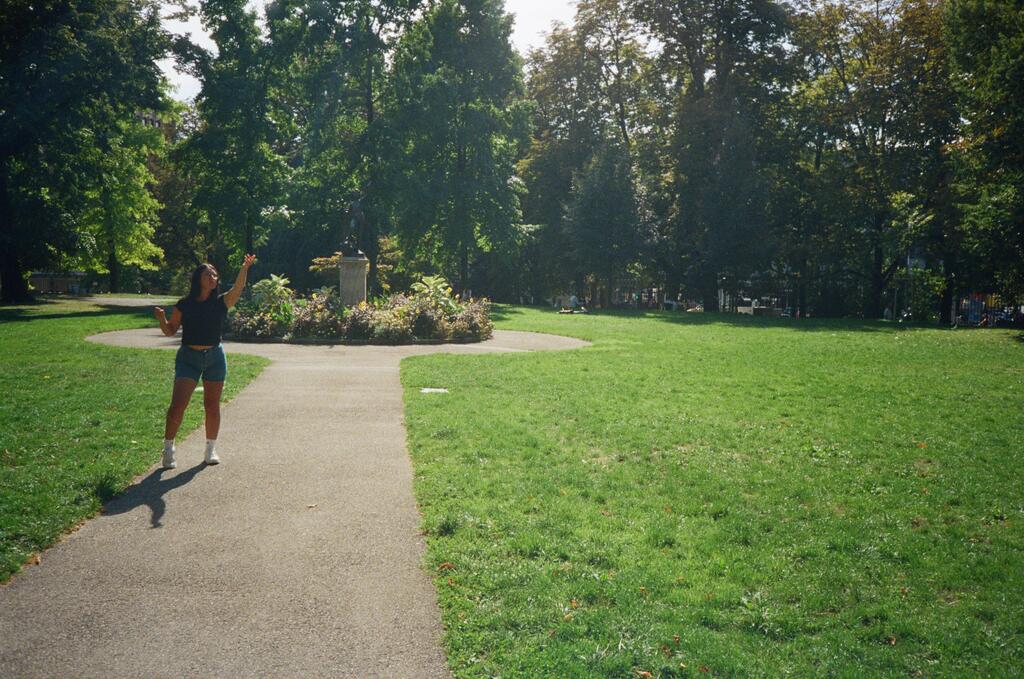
[338,206,368,306]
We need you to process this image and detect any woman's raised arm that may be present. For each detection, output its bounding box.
[223,254,256,309]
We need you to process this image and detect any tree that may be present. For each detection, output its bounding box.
[64,118,165,291]
[946,0,1024,300]
[633,0,791,310]
[150,103,209,281]
[176,0,284,265]
[262,0,421,293]
[518,0,655,299]
[383,0,530,292]
[0,0,167,302]
[564,142,640,305]
[789,0,960,318]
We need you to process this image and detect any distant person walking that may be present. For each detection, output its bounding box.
[153,255,255,468]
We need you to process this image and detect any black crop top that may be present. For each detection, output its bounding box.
[175,293,228,346]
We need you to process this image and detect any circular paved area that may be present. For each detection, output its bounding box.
[0,328,588,679]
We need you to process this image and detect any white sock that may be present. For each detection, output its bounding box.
[205,439,217,454]
[163,439,175,453]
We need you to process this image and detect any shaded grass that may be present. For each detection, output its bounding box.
[403,307,1024,677]
[0,300,268,581]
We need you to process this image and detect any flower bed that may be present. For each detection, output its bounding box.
[227,275,493,344]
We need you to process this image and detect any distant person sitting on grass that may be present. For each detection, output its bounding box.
[153,255,255,468]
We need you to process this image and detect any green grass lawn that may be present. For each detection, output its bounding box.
[0,299,267,581]
[402,307,1024,677]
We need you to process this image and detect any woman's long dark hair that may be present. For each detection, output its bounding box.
[188,263,220,301]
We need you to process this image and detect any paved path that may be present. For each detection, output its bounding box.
[0,328,588,679]
[80,295,174,306]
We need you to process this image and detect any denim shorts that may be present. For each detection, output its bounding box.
[175,345,227,383]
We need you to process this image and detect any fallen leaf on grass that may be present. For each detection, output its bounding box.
[888,636,898,646]
[569,599,578,609]
[699,665,710,674]
[438,562,455,571]
[661,644,674,658]
[634,671,653,678]
[563,613,573,622]
[673,634,681,645]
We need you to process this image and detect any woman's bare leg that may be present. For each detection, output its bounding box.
[164,378,198,440]
[203,380,224,440]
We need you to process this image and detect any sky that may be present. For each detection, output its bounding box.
[159,0,578,101]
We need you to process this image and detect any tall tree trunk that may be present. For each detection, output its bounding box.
[245,213,254,254]
[363,208,380,297]
[1,243,31,303]
[703,273,720,313]
[664,270,681,307]
[103,186,120,293]
[941,257,956,326]
[869,243,885,319]
[459,240,469,294]
[364,61,375,125]
[107,242,120,294]
[455,121,468,294]
[1,172,32,303]
[616,101,630,149]
[797,261,807,318]
[867,210,888,318]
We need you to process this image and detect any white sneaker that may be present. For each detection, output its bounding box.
[162,447,176,469]
[204,448,220,465]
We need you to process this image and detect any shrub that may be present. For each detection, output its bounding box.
[451,298,493,340]
[230,273,296,339]
[449,317,472,340]
[248,274,296,329]
[230,274,491,343]
[290,286,344,338]
[343,302,375,340]
[384,293,411,310]
[406,295,447,339]
[230,309,281,338]
[370,307,414,344]
[410,275,460,316]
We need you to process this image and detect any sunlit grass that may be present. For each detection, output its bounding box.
[0,299,267,580]
[403,306,1024,677]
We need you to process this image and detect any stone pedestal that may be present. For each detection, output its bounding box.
[339,256,369,306]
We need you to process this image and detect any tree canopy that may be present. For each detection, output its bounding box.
[2,0,1022,319]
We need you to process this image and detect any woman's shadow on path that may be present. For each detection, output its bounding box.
[102,464,207,528]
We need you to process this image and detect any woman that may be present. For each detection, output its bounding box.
[153,254,256,468]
